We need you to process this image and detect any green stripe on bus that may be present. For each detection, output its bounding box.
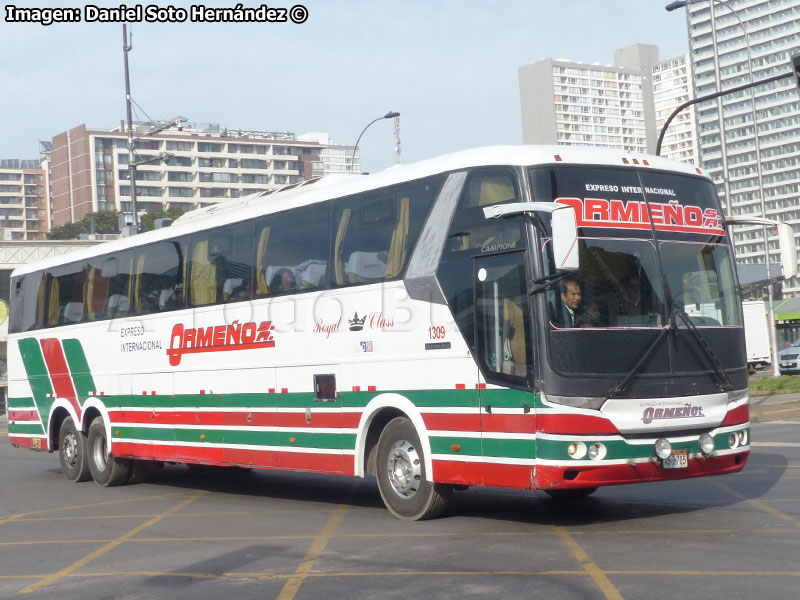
[429,436,482,457]
[8,423,46,435]
[482,438,536,460]
[112,426,355,450]
[8,397,37,409]
[61,339,96,399]
[17,338,53,433]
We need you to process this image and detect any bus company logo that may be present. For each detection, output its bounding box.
[555,197,724,236]
[348,312,366,331]
[314,317,342,339]
[349,311,395,332]
[641,403,705,424]
[167,320,275,366]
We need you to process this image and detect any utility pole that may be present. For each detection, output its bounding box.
[122,23,139,230]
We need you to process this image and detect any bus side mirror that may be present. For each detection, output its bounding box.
[725,216,797,281]
[777,221,798,280]
[552,204,579,271]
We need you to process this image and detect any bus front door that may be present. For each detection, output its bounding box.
[474,252,537,489]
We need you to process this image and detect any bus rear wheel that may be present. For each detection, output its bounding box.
[87,418,130,487]
[376,417,451,520]
[58,416,91,482]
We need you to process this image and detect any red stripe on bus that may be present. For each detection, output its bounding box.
[352,386,361,392]
[536,413,619,435]
[720,404,749,426]
[8,409,40,421]
[455,383,466,390]
[422,413,481,432]
[39,338,81,420]
[8,436,50,451]
[368,385,376,392]
[481,413,537,434]
[533,452,748,489]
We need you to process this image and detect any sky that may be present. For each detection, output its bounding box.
[0,1,691,174]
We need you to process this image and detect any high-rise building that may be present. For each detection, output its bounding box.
[652,53,698,164]
[684,0,800,293]
[519,44,659,153]
[297,132,360,175]
[0,159,50,240]
[49,123,331,226]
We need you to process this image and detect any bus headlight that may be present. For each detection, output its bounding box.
[699,433,715,456]
[728,433,738,448]
[738,430,748,446]
[654,438,672,459]
[587,443,606,461]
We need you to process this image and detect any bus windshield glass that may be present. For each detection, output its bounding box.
[530,165,742,377]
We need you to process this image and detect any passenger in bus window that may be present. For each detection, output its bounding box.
[270,268,296,295]
[619,274,643,317]
[165,286,184,311]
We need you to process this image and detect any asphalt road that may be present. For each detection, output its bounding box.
[1,420,799,600]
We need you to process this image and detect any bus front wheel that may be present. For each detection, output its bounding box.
[87,418,130,487]
[376,417,451,520]
[58,416,91,482]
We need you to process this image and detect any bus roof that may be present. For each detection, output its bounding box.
[12,145,710,278]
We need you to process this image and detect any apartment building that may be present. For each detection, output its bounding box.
[0,159,50,240]
[49,123,332,226]
[684,0,800,293]
[519,44,658,153]
[652,53,698,164]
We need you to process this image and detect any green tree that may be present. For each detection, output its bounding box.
[140,207,187,232]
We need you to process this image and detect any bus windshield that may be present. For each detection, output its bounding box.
[530,165,743,379]
[544,238,741,330]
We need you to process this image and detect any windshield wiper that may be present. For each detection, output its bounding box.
[528,271,571,295]
[606,307,732,398]
[606,318,673,398]
[672,307,732,391]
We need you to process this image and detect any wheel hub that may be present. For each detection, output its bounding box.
[62,432,78,467]
[92,435,108,470]
[386,440,421,498]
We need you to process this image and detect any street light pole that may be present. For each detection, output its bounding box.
[350,111,400,173]
[122,24,138,229]
[667,0,781,376]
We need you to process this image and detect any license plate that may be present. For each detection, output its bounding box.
[663,449,688,469]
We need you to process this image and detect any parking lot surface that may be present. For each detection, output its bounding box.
[1,419,799,600]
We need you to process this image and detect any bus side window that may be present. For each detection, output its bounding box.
[9,271,45,333]
[332,178,439,287]
[255,204,331,297]
[135,240,186,315]
[105,253,133,318]
[44,261,87,326]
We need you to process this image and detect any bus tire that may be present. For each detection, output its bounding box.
[87,418,130,487]
[376,417,451,520]
[58,416,91,482]
[544,487,598,499]
[126,459,152,484]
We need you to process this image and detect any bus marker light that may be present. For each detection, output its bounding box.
[738,430,748,445]
[115,430,120,436]
[728,433,738,448]
[554,154,562,162]
[200,434,206,440]
[699,433,715,456]
[567,441,587,459]
[654,438,672,459]
[587,443,606,460]
[289,437,296,443]
[450,444,461,452]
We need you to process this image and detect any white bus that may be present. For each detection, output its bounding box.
[8,146,790,520]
